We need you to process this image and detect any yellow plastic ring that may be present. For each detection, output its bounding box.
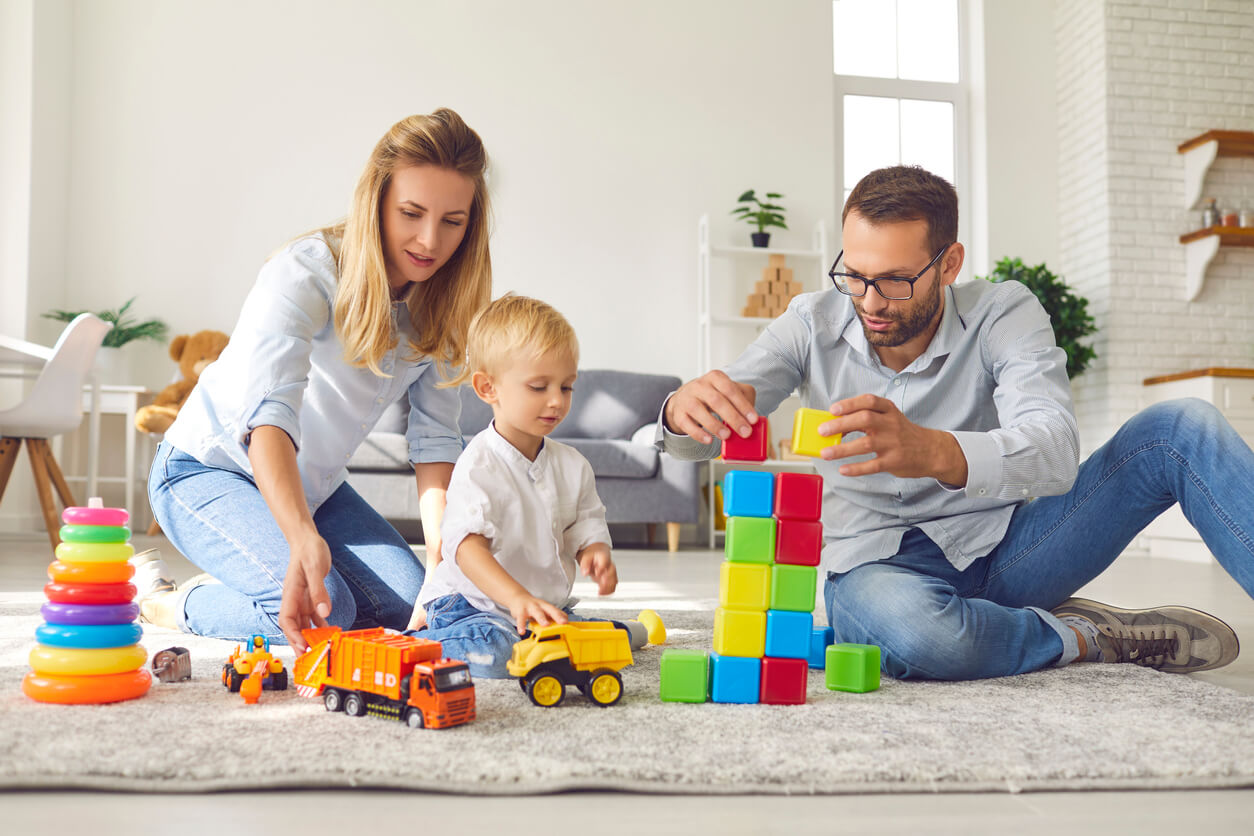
[54,541,135,564]
[28,643,147,676]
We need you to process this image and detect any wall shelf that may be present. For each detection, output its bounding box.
[1178,130,1254,209]
[1178,226,1254,301]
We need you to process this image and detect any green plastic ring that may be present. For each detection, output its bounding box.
[59,524,131,544]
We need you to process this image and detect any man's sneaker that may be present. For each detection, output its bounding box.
[1052,597,1240,673]
[130,548,176,600]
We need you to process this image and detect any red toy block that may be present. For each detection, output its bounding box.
[722,417,770,462]
[760,656,808,705]
[774,472,823,521]
[775,518,822,566]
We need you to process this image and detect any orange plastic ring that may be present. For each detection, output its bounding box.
[54,541,135,564]
[28,643,148,676]
[47,559,135,585]
[22,668,152,704]
[44,581,136,605]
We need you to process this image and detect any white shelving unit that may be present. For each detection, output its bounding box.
[695,214,830,547]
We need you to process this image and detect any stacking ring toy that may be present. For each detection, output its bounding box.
[29,643,147,676]
[54,541,135,564]
[41,601,140,625]
[44,581,136,606]
[47,559,134,585]
[36,622,143,649]
[59,524,131,544]
[22,668,151,704]
[62,505,129,527]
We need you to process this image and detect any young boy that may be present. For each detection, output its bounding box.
[413,295,658,677]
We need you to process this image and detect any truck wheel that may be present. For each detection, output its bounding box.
[323,689,344,712]
[344,692,367,717]
[527,673,565,707]
[266,669,288,691]
[404,707,425,729]
[223,665,244,693]
[588,669,623,706]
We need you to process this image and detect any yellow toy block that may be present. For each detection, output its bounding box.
[791,408,842,458]
[719,561,771,611]
[713,607,767,658]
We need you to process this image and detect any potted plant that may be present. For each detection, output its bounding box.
[731,189,788,247]
[43,297,169,383]
[980,257,1097,378]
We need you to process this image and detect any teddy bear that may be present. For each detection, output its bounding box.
[133,330,230,434]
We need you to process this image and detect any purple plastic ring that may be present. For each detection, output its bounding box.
[40,601,140,626]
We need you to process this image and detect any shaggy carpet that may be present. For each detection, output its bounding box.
[3,598,1254,795]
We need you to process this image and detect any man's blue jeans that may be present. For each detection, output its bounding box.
[147,441,425,644]
[825,399,1254,680]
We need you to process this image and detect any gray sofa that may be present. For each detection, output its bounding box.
[347,369,701,550]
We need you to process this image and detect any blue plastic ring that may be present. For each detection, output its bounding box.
[34,622,144,649]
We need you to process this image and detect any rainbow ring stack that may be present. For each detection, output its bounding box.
[22,498,152,704]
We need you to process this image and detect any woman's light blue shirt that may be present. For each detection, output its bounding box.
[164,234,463,511]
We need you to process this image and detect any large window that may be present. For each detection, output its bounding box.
[833,0,968,249]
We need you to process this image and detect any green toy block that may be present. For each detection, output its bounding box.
[825,643,881,693]
[719,560,770,611]
[659,648,710,702]
[713,606,766,657]
[769,564,817,612]
[724,516,776,564]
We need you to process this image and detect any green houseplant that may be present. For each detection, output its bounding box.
[42,297,169,348]
[731,189,788,248]
[980,257,1097,379]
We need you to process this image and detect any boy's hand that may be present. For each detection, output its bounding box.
[507,593,568,636]
[577,544,617,595]
[406,603,428,631]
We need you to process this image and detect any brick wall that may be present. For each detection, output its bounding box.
[1057,0,1254,455]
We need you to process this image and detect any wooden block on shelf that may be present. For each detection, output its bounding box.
[746,293,768,309]
[754,279,773,295]
[784,280,804,296]
[777,267,794,283]
[768,254,786,267]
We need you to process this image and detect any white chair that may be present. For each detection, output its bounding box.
[0,313,112,549]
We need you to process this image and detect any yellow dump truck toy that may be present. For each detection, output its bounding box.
[507,621,634,707]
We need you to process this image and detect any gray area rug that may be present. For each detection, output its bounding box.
[3,597,1254,795]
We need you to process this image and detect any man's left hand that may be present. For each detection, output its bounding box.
[820,394,968,485]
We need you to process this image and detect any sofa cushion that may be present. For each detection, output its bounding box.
[348,431,410,471]
[562,439,659,480]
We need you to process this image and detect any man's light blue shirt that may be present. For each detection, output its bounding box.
[165,234,463,512]
[659,280,1079,575]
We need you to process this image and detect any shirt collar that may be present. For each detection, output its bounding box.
[484,420,549,478]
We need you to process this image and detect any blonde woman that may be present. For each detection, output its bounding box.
[146,109,492,651]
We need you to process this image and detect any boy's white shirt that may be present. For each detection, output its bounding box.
[419,421,612,620]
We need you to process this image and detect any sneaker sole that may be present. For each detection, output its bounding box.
[1054,597,1240,673]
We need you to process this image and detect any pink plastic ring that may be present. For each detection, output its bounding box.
[61,506,130,527]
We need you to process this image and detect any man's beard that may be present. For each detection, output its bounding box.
[854,278,943,348]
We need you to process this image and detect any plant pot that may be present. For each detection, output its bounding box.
[92,346,127,385]
[750,232,771,248]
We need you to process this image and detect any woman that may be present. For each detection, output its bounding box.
[145,109,491,651]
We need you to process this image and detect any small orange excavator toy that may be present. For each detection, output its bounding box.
[222,634,288,704]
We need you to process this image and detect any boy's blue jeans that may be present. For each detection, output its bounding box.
[415,593,630,679]
[826,399,1254,681]
[147,441,425,644]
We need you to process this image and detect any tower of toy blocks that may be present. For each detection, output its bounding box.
[741,254,805,319]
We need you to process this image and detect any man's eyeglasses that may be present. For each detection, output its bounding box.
[828,244,951,301]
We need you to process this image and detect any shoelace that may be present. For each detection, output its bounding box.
[1102,628,1180,669]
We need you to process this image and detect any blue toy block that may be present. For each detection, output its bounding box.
[709,652,761,704]
[808,626,834,668]
[764,609,812,660]
[722,470,775,519]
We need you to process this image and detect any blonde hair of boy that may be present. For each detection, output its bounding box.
[467,294,579,378]
[326,108,493,384]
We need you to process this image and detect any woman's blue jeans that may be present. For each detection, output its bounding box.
[826,399,1254,681]
[147,441,424,644]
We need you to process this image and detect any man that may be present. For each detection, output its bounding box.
[659,165,1252,680]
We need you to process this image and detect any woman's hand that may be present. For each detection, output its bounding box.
[278,530,333,651]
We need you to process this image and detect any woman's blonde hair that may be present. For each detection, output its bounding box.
[326,108,492,384]
[467,294,579,378]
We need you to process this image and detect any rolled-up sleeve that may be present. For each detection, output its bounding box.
[440,469,498,566]
[405,364,464,464]
[563,456,612,554]
[238,243,334,450]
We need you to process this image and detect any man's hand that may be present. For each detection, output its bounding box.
[278,531,333,652]
[577,543,617,595]
[664,370,758,445]
[821,394,968,486]
[506,593,568,636]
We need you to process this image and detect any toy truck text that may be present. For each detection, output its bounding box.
[507,621,634,707]
[292,626,474,729]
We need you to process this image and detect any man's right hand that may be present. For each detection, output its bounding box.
[663,370,758,445]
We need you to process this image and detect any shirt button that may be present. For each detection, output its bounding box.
[978,488,987,496]
[360,423,367,430]
[376,397,384,404]
[893,378,903,386]
[1021,488,1029,496]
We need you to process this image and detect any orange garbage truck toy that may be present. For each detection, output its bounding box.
[222,634,288,704]
[292,626,475,729]
[507,620,634,707]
